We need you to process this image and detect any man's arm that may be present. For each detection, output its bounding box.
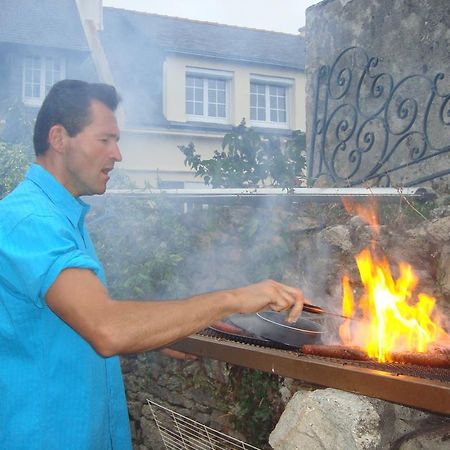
[46,268,304,357]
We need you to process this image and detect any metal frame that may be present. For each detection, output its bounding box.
[308,46,450,187]
[148,399,260,450]
[100,186,434,204]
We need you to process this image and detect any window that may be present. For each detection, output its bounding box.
[250,76,292,128]
[185,68,231,123]
[22,56,65,106]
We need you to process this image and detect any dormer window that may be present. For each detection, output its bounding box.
[185,67,232,123]
[22,56,65,106]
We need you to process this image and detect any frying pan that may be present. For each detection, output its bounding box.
[227,311,324,347]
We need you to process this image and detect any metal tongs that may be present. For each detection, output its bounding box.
[303,302,352,320]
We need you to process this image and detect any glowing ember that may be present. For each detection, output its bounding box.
[339,199,448,362]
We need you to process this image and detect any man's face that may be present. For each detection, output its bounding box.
[63,99,122,197]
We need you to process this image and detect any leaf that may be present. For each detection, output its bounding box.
[178,121,307,188]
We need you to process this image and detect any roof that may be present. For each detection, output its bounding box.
[0,0,89,51]
[102,8,305,70]
[99,8,306,127]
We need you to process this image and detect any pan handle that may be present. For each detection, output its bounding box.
[303,302,351,320]
[303,303,323,314]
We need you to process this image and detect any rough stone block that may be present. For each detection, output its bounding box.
[269,388,384,450]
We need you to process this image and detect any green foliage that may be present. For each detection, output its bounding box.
[179,119,306,188]
[89,196,197,300]
[228,367,283,448]
[0,140,32,199]
[0,98,34,151]
[90,196,298,298]
[0,96,34,199]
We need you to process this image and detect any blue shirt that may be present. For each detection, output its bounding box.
[0,164,131,450]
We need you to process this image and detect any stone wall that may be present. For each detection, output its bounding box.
[305,0,450,187]
[306,0,450,77]
[122,353,238,450]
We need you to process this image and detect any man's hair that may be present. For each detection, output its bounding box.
[33,79,121,156]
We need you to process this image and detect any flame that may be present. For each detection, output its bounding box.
[339,201,447,362]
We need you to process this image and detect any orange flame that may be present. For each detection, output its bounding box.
[339,201,447,362]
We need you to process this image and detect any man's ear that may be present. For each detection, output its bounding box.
[48,125,69,153]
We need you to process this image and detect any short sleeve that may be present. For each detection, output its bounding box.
[0,214,101,307]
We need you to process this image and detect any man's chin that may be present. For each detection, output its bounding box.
[84,184,107,196]
[97,185,107,195]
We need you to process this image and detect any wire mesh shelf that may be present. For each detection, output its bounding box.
[148,399,261,450]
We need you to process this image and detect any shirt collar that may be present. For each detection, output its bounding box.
[26,164,90,229]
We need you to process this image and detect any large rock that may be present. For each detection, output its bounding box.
[269,388,450,450]
[269,388,385,450]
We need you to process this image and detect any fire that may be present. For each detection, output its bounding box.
[339,200,447,362]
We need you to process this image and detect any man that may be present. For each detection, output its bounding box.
[0,80,304,449]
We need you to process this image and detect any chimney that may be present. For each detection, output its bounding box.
[74,0,125,123]
[75,0,103,31]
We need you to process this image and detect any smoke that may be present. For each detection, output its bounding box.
[86,191,348,347]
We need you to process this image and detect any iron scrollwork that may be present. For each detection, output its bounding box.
[308,47,450,187]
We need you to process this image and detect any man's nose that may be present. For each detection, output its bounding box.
[112,142,122,162]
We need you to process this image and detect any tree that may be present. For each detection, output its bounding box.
[0,96,35,198]
[0,140,31,199]
[0,97,34,150]
[179,119,306,188]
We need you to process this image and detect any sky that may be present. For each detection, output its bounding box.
[102,0,322,34]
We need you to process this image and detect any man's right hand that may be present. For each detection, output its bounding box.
[230,279,305,323]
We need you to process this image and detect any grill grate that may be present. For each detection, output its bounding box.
[201,328,293,350]
[202,329,450,383]
[296,353,450,383]
[148,399,260,450]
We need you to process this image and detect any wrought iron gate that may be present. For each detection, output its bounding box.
[308,46,450,187]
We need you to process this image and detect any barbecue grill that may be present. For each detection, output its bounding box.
[170,330,450,416]
[96,186,448,415]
